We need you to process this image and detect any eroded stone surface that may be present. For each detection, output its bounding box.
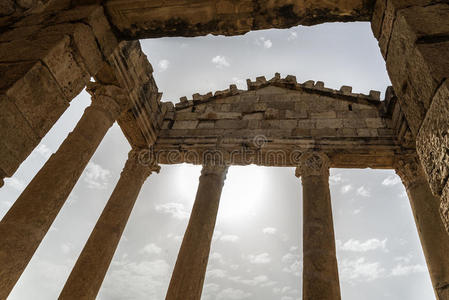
[105,0,375,39]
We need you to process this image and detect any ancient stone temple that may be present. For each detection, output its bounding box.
[0,1,448,299]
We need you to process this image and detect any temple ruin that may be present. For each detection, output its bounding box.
[0,0,448,299]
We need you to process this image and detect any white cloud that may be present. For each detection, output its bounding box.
[206,268,227,279]
[340,257,386,283]
[158,59,170,72]
[249,253,271,264]
[287,31,298,41]
[229,275,269,286]
[140,243,162,255]
[216,288,252,300]
[337,238,388,252]
[220,234,239,242]
[281,253,301,277]
[262,227,277,235]
[5,177,26,192]
[35,144,52,159]
[60,243,71,254]
[390,264,427,276]
[382,175,401,186]
[329,173,344,185]
[155,203,189,220]
[263,39,272,48]
[100,259,170,299]
[256,37,273,49]
[212,55,230,68]
[83,162,111,189]
[341,184,353,193]
[353,208,362,215]
[356,186,370,197]
[210,252,225,264]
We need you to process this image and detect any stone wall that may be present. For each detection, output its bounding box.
[371,0,449,230]
[155,74,412,168]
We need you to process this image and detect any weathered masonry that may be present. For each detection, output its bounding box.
[1,1,449,299]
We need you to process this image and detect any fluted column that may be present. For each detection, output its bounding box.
[59,149,159,299]
[166,163,228,300]
[395,155,449,300]
[296,152,341,300]
[0,83,129,299]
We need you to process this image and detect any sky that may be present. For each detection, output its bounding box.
[0,22,435,299]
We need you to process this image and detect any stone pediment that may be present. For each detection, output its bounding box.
[154,74,414,169]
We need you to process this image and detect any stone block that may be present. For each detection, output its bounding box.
[172,120,198,129]
[71,22,105,75]
[253,103,267,111]
[41,34,89,100]
[264,108,279,119]
[6,61,68,137]
[197,121,215,129]
[176,112,199,120]
[280,120,297,129]
[316,119,343,129]
[298,120,316,129]
[247,120,260,129]
[311,128,338,137]
[260,120,280,129]
[338,128,357,136]
[365,118,385,128]
[215,119,248,129]
[243,112,264,120]
[310,111,336,119]
[343,119,366,128]
[357,128,379,137]
[0,61,36,92]
[292,128,311,136]
[285,110,307,119]
[417,80,449,196]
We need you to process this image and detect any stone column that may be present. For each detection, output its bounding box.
[59,149,160,300]
[395,155,449,299]
[0,83,129,299]
[165,163,228,300]
[295,152,341,300]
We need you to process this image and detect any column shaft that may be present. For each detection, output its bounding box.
[0,83,127,299]
[165,164,228,300]
[296,152,341,300]
[396,156,449,299]
[59,149,159,299]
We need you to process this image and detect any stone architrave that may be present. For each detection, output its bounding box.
[395,155,449,299]
[295,152,341,300]
[165,163,228,300]
[0,83,129,299]
[59,149,160,299]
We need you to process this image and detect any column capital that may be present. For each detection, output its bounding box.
[394,155,427,189]
[295,152,330,178]
[122,148,160,181]
[201,163,228,178]
[86,82,130,121]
